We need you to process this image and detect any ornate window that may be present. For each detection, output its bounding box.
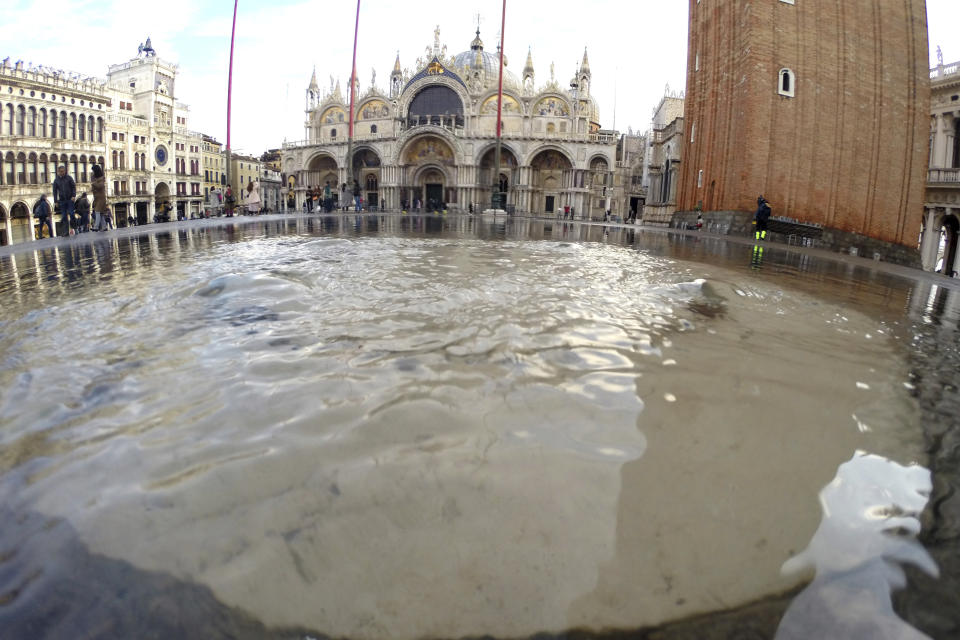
[16,152,26,183]
[27,107,36,136]
[407,85,464,128]
[69,113,77,139]
[59,110,67,138]
[16,105,25,135]
[778,69,796,97]
[78,114,85,141]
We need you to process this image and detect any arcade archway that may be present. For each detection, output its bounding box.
[400,135,458,209]
[10,202,33,243]
[479,146,518,209]
[530,149,573,215]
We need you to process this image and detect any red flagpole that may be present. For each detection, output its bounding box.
[496,0,506,140]
[226,0,238,188]
[493,0,506,211]
[347,0,361,187]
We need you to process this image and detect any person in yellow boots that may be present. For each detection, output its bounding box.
[754,195,771,241]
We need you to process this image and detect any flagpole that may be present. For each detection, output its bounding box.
[226,0,238,191]
[493,0,506,212]
[346,0,361,205]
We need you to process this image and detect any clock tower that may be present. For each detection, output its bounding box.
[105,40,204,221]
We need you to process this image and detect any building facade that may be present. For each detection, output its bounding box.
[922,55,960,274]
[283,27,620,218]
[202,135,225,198]
[642,93,684,224]
[0,58,108,243]
[678,0,930,253]
[104,43,204,222]
[0,41,211,243]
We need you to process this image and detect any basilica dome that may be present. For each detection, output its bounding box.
[452,31,520,90]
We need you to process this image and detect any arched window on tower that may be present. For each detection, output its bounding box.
[16,105,25,135]
[778,69,796,98]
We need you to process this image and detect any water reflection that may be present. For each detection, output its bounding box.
[0,215,953,638]
[776,452,937,640]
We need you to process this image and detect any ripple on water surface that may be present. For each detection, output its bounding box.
[0,230,928,639]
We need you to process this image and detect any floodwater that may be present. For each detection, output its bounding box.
[0,215,955,639]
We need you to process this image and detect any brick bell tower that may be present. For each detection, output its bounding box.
[678,0,930,248]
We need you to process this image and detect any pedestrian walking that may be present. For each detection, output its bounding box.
[53,165,77,235]
[75,192,91,232]
[91,164,112,230]
[34,194,54,238]
[246,180,261,215]
[324,181,332,213]
[353,180,361,212]
[754,195,771,240]
[224,185,236,217]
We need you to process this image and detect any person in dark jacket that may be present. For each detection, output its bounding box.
[75,192,91,233]
[91,164,111,230]
[754,195,771,240]
[353,180,361,212]
[53,165,77,233]
[34,194,54,239]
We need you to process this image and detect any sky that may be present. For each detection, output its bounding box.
[4,0,958,155]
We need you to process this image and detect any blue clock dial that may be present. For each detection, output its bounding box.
[155,146,168,165]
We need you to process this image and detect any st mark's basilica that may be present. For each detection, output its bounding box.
[282,26,625,218]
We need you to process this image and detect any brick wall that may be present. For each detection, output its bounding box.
[679,0,930,247]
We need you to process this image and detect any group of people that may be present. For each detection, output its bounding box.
[202,181,262,218]
[33,164,112,238]
[303,180,364,213]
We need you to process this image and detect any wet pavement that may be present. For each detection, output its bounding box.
[0,212,958,639]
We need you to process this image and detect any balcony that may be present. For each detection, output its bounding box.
[928,168,960,184]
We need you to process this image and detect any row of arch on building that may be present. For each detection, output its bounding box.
[292,133,612,216]
[2,103,105,141]
[317,91,575,125]
[0,151,105,186]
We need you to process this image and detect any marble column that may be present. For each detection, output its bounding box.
[920,207,941,272]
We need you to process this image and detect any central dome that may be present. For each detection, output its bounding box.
[452,31,520,90]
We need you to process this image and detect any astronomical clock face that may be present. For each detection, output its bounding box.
[155,145,168,166]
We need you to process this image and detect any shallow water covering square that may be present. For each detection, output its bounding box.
[0,215,947,639]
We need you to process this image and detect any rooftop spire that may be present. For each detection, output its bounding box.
[308,66,319,90]
[471,28,484,52]
[581,47,590,74]
[393,51,402,74]
[523,47,534,75]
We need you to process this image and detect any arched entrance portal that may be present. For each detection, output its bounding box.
[530,149,573,215]
[0,204,8,245]
[10,202,32,243]
[937,214,960,276]
[352,148,382,210]
[155,182,171,223]
[479,146,518,210]
[401,135,457,210]
[307,154,339,191]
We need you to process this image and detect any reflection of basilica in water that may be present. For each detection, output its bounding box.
[282,26,627,218]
